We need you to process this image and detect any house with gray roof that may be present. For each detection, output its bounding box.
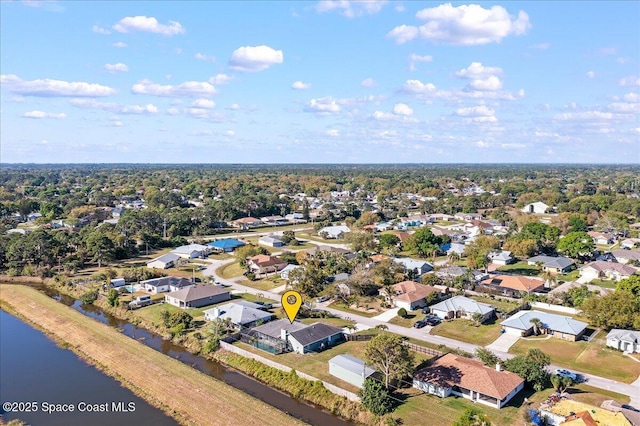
[527,255,575,274]
[318,225,351,239]
[146,252,181,269]
[203,301,273,327]
[611,249,640,265]
[170,243,211,259]
[489,250,516,265]
[164,285,230,309]
[430,296,495,323]
[329,354,376,388]
[140,276,194,294]
[259,235,284,247]
[288,323,344,354]
[500,310,588,341]
[606,329,640,353]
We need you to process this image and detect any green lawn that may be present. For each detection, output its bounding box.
[430,319,502,346]
[509,338,640,383]
[238,277,285,292]
[216,262,246,279]
[328,300,381,318]
[469,295,520,313]
[388,310,425,328]
[497,261,541,276]
[133,302,208,325]
[297,233,346,244]
[589,279,618,289]
[299,317,354,328]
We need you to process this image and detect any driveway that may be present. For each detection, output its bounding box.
[485,333,520,353]
[371,308,400,322]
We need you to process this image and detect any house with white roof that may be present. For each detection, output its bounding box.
[392,257,433,278]
[146,252,181,269]
[170,243,211,259]
[430,296,495,323]
[489,251,515,265]
[500,310,588,341]
[521,202,549,214]
[258,235,284,247]
[606,329,640,353]
[329,354,376,388]
[204,301,273,328]
[318,225,351,239]
[527,255,576,274]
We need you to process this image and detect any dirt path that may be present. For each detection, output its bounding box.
[0,284,304,426]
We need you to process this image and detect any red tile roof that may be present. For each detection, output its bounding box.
[391,281,440,303]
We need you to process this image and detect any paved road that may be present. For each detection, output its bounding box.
[202,258,640,407]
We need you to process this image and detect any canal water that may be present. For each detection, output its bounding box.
[0,310,178,426]
[1,286,352,426]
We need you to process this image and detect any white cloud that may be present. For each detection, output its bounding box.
[408,53,432,71]
[304,97,340,115]
[395,4,405,12]
[111,120,124,127]
[224,130,236,137]
[92,25,111,35]
[104,63,129,73]
[456,62,503,92]
[617,57,630,64]
[1,74,116,97]
[529,43,550,50]
[131,79,217,97]
[113,16,185,36]
[361,78,377,88]
[619,75,640,86]
[393,103,413,116]
[608,102,640,114]
[120,104,158,114]
[326,129,340,137]
[292,81,311,90]
[387,3,531,45]
[112,42,127,48]
[316,0,388,18]
[455,105,497,123]
[22,110,66,119]
[194,53,215,62]
[227,103,240,110]
[228,45,283,72]
[209,74,233,85]
[402,79,437,94]
[191,98,216,109]
[468,76,502,91]
[586,71,595,79]
[166,107,181,115]
[500,143,526,149]
[623,92,639,102]
[476,140,489,148]
[554,111,614,120]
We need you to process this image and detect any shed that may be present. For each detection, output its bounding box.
[329,354,376,388]
[110,278,126,288]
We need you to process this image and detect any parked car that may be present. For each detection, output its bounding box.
[422,307,432,314]
[425,318,441,326]
[413,320,427,329]
[316,296,331,303]
[554,369,578,381]
[128,295,152,309]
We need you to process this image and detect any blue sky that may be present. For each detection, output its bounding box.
[1,0,638,163]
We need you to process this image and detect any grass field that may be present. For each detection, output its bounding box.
[469,295,520,313]
[328,300,381,318]
[0,284,302,426]
[430,319,502,346]
[388,310,425,328]
[589,279,618,289]
[510,338,640,383]
[238,277,285,292]
[133,303,208,325]
[216,262,246,279]
[497,261,541,276]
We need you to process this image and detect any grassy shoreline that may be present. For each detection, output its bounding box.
[0,284,304,426]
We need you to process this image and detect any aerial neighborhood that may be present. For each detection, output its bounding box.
[2,165,640,426]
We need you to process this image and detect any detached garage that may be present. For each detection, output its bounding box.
[329,354,376,388]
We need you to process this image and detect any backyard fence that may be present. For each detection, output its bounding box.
[401,342,443,357]
[345,334,375,342]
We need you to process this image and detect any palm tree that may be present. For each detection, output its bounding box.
[530,318,542,335]
[447,251,461,265]
[541,270,558,289]
[551,374,573,395]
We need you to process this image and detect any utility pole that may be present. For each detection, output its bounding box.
[163,218,167,239]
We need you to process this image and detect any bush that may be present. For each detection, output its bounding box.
[397,307,407,318]
[359,378,393,416]
[80,289,99,304]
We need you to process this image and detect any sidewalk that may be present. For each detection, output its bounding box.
[485,333,520,353]
[371,308,399,322]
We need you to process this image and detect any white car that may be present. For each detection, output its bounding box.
[554,369,578,381]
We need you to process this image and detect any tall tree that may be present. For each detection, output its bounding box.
[365,334,414,389]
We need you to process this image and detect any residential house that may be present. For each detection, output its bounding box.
[383,281,445,311]
[170,243,211,259]
[258,235,284,247]
[318,225,351,239]
[521,202,549,214]
[587,231,615,245]
[429,214,455,222]
[279,264,301,280]
[500,310,588,341]
[305,245,355,259]
[527,255,576,274]
[233,217,264,229]
[140,276,194,294]
[208,238,246,253]
[489,250,516,265]
[620,238,640,249]
[27,212,42,221]
[580,261,637,282]
[260,215,287,226]
[285,213,306,223]
[329,354,376,388]
[413,353,524,409]
[396,231,411,245]
[540,400,631,426]
[611,249,640,265]
[286,322,344,354]
[430,296,495,323]
[247,254,288,275]
[606,329,640,353]
[203,301,273,327]
[435,266,487,283]
[146,252,181,270]
[243,319,309,354]
[549,281,613,297]
[164,285,230,309]
[446,242,466,257]
[479,275,545,297]
[454,213,483,221]
[392,257,433,279]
